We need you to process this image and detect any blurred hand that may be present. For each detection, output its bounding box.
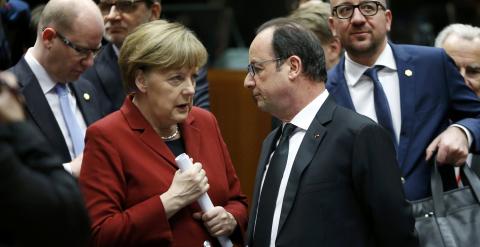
[193,206,237,237]
[160,162,209,218]
[426,126,469,166]
[0,71,24,122]
[69,153,83,178]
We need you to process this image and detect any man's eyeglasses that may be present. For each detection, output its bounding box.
[247,58,282,77]
[98,0,148,15]
[55,31,101,58]
[332,1,386,19]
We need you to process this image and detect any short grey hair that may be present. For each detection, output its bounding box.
[435,23,480,48]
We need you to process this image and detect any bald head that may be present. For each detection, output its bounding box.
[38,0,103,35]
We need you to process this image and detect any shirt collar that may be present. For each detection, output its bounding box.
[344,43,397,87]
[289,89,329,132]
[24,48,58,95]
[112,44,120,57]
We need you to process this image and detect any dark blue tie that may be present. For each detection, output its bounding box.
[55,83,85,157]
[253,123,296,247]
[364,66,397,147]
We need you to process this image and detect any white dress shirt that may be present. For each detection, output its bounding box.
[24,49,87,162]
[344,43,472,146]
[255,90,329,247]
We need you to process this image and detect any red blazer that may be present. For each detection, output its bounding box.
[79,97,248,247]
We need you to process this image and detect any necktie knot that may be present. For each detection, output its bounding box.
[363,65,384,83]
[281,123,296,140]
[55,83,68,96]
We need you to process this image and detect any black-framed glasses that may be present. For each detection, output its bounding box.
[98,0,148,15]
[247,58,282,77]
[55,31,101,58]
[332,1,386,19]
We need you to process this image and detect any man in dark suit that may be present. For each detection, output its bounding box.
[244,18,417,247]
[327,0,480,200]
[0,71,90,247]
[8,0,105,177]
[81,0,211,115]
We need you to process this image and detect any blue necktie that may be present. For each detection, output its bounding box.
[364,66,397,148]
[253,123,296,247]
[55,83,84,157]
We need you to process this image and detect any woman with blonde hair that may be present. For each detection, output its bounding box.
[79,20,248,247]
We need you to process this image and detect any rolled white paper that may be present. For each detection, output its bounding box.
[175,153,233,247]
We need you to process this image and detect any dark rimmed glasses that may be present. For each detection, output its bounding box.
[98,0,148,15]
[247,58,282,77]
[55,31,101,58]
[332,1,386,19]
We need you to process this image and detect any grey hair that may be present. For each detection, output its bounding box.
[435,23,480,48]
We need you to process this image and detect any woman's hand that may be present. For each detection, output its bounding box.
[160,162,209,218]
[193,206,237,237]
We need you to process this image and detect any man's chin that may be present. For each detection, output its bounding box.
[104,33,126,47]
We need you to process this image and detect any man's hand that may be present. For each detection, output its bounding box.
[193,206,237,237]
[426,126,469,166]
[69,154,83,178]
[0,71,24,122]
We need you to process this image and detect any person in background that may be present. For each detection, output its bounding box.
[0,71,90,247]
[288,0,342,70]
[435,23,480,96]
[244,17,417,247]
[327,0,480,200]
[79,20,248,247]
[8,0,105,177]
[82,0,211,115]
[435,23,480,177]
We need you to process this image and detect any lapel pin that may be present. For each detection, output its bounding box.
[314,133,321,139]
[404,69,413,77]
[83,93,91,101]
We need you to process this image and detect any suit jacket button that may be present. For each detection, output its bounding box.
[203,240,211,247]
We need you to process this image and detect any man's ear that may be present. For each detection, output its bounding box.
[287,55,302,80]
[134,69,147,93]
[41,27,56,48]
[149,2,161,21]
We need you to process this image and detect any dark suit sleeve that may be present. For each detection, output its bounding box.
[193,66,210,110]
[0,122,90,247]
[352,123,418,247]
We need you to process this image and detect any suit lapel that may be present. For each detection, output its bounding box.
[246,127,282,244]
[326,57,356,111]
[121,97,177,167]
[182,114,202,160]
[70,79,102,125]
[277,96,333,235]
[14,58,71,161]
[390,43,415,172]
[96,44,124,103]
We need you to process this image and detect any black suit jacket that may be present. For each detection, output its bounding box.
[0,121,90,247]
[247,96,418,247]
[81,43,211,115]
[9,57,104,163]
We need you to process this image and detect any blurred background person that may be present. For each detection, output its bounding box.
[8,0,105,177]
[79,20,248,247]
[82,0,211,115]
[0,71,90,247]
[435,23,480,96]
[288,0,342,70]
[435,23,480,177]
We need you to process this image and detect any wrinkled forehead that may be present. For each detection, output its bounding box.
[330,0,387,7]
[249,28,275,60]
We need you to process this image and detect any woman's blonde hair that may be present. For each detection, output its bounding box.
[119,19,208,91]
